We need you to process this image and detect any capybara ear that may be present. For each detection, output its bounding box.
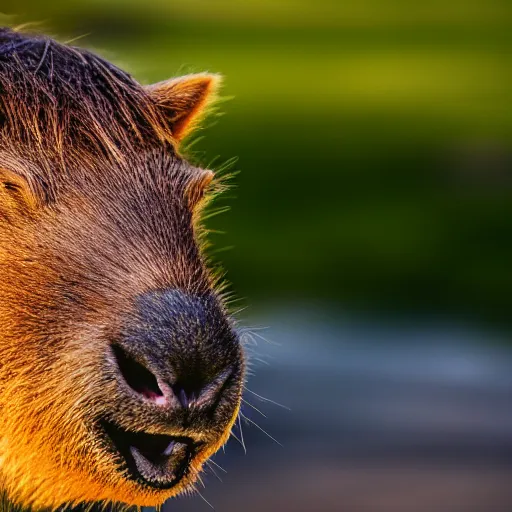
[145,73,221,142]
[0,168,39,222]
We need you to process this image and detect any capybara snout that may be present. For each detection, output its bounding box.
[116,289,242,413]
[0,28,244,509]
[101,290,243,489]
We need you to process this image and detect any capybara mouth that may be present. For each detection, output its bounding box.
[100,419,203,489]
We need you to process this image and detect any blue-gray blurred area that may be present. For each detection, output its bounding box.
[165,309,512,512]
[2,0,512,511]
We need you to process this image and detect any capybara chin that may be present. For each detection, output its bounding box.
[0,28,245,510]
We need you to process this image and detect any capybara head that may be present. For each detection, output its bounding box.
[0,28,245,509]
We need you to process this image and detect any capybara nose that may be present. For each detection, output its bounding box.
[112,290,242,411]
[112,342,234,409]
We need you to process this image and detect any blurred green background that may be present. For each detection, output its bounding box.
[2,0,511,324]
[2,3,512,512]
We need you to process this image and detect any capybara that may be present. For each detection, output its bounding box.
[0,28,245,510]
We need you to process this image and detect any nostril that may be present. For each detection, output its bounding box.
[172,368,234,409]
[111,344,164,404]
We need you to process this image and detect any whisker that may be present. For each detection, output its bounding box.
[241,412,283,447]
[249,330,280,346]
[237,414,247,454]
[230,430,246,453]
[195,487,215,510]
[244,387,291,410]
[205,460,223,482]
[251,357,271,366]
[243,325,271,331]
[242,397,267,418]
[208,459,228,474]
[239,331,258,347]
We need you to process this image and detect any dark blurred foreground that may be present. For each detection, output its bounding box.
[156,309,512,512]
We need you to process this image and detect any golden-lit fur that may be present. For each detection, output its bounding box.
[0,28,243,510]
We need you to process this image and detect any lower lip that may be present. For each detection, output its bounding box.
[130,445,193,489]
[99,419,199,490]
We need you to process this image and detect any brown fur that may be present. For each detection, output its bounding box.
[0,28,243,510]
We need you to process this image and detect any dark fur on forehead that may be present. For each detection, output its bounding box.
[0,28,173,165]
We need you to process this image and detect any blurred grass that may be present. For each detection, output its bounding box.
[2,0,512,325]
